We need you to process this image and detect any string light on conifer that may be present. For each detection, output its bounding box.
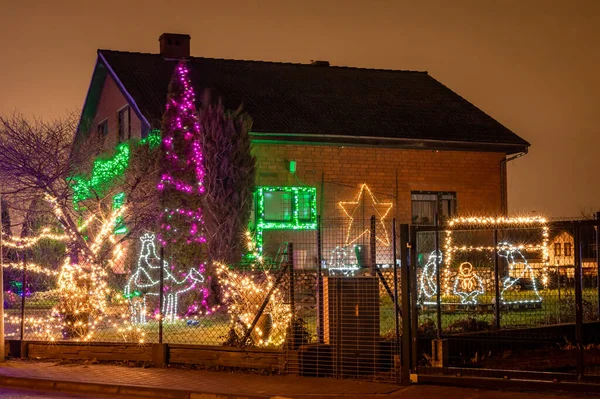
[158,63,205,195]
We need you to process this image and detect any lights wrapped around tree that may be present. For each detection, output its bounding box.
[70,130,161,207]
[216,262,291,347]
[5,197,143,341]
[157,62,205,197]
[71,143,131,206]
[3,262,60,276]
[156,63,207,285]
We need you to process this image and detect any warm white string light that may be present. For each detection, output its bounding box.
[1,196,148,341]
[442,216,548,305]
[216,261,291,347]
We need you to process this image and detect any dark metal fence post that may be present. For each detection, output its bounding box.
[409,226,418,369]
[574,222,584,379]
[596,211,600,320]
[20,253,26,341]
[399,224,410,385]
[434,216,441,338]
[370,215,377,276]
[288,243,296,349]
[335,277,341,378]
[493,229,501,330]
[392,219,400,354]
[159,246,164,344]
[316,216,324,343]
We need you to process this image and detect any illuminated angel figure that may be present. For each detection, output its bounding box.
[453,262,484,305]
[124,233,205,324]
[498,243,542,305]
[327,246,361,276]
[419,250,442,303]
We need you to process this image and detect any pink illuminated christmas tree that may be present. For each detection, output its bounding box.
[156,61,209,317]
[158,61,206,248]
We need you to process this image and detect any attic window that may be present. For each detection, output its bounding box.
[564,242,572,257]
[118,106,131,142]
[97,120,108,137]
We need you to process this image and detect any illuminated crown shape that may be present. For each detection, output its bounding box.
[140,233,156,243]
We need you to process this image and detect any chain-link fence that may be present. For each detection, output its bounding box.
[412,218,600,381]
[2,216,404,382]
[6,214,600,383]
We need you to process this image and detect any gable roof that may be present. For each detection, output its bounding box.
[81,49,529,154]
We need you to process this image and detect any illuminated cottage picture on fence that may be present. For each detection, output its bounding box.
[419,216,548,309]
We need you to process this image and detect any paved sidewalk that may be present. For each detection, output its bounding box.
[0,360,399,398]
[0,360,596,399]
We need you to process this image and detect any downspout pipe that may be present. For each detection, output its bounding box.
[500,149,528,215]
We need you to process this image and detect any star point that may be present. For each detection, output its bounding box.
[339,184,393,246]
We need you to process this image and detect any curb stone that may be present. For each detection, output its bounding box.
[0,375,271,399]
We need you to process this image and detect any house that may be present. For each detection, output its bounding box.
[548,229,597,278]
[75,33,530,267]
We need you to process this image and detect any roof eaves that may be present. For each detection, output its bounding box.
[76,55,102,135]
[97,50,151,132]
[250,132,530,155]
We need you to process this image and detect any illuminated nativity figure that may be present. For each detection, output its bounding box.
[419,250,443,304]
[453,262,485,305]
[497,242,542,305]
[124,233,205,324]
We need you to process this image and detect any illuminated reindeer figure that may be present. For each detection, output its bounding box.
[125,233,205,324]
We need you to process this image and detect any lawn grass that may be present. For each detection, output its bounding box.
[5,287,598,346]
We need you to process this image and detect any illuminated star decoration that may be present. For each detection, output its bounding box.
[339,184,393,246]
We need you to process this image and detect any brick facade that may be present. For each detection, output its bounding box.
[87,73,508,268]
[253,143,506,224]
[90,76,506,223]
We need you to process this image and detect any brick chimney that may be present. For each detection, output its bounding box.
[159,33,191,58]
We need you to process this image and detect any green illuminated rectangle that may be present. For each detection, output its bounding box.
[254,186,318,254]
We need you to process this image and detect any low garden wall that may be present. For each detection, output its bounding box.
[7,340,288,373]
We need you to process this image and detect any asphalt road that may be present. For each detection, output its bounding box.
[0,389,121,399]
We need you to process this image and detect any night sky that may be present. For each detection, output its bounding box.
[1,0,598,217]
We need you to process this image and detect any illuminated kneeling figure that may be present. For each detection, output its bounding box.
[453,262,484,305]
